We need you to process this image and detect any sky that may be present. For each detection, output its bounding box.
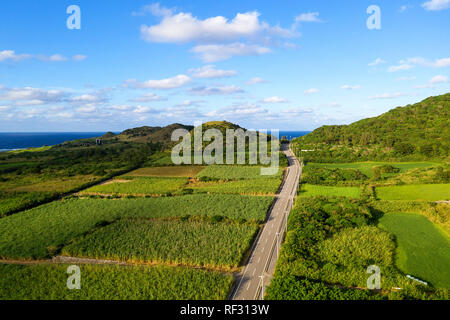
[0,0,449,132]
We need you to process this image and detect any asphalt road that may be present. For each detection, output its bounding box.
[232,143,302,300]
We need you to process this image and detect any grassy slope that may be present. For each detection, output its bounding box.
[299,184,361,198]
[376,184,450,201]
[379,213,450,289]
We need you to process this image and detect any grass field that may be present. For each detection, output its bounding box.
[376,184,450,201]
[126,166,205,177]
[80,177,188,195]
[299,184,361,198]
[62,219,258,269]
[379,213,450,289]
[0,195,272,259]
[309,162,438,178]
[0,263,233,300]
[196,165,283,180]
[190,178,281,195]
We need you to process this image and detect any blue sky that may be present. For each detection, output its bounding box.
[0,0,449,131]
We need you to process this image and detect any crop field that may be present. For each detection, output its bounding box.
[0,264,233,300]
[126,166,205,177]
[190,178,281,195]
[62,219,258,269]
[0,195,272,259]
[298,184,361,198]
[196,165,283,180]
[379,213,450,289]
[376,184,450,201]
[308,162,438,178]
[80,177,188,195]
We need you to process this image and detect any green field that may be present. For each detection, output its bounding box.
[63,219,258,269]
[126,166,205,177]
[190,178,281,195]
[379,213,450,289]
[0,195,273,259]
[376,184,450,201]
[80,177,188,195]
[196,165,283,180]
[0,263,232,300]
[299,184,361,198]
[309,162,438,177]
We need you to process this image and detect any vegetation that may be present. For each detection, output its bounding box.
[376,184,450,201]
[266,197,449,300]
[126,166,205,177]
[0,264,232,300]
[189,178,282,195]
[379,213,450,289]
[80,177,188,196]
[0,195,272,259]
[196,165,283,180]
[292,94,450,162]
[299,184,361,198]
[62,218,258,269]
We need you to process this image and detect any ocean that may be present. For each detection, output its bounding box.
[0,132,110,152]
[0,131,311,152]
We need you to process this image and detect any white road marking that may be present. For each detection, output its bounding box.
[252,269,256,276]
[246,282,251,290]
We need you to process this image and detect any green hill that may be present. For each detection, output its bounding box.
[293,93,450,162]
[117,123,194,145]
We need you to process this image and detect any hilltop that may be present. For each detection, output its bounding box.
[293,93,450,162]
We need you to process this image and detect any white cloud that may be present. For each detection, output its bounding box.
[0,106,10,111]
[133,106,158,114]
[341,85,361,90]
[260,96,288,103]
[246,77,268,85]
[73,54,87,61]
[71,94,105,103]
[190,85,244,96]
[140,10,293,43]
[189,65,237,78]
[0,50,31,62]
[368,58,386,66]
[0,87,66,104]
[429,74,448,84]
[111,105,133,111]
[295,12,322,23]
[130,93,166,102]
[304,88,319,94]
[204,103,267,119]
[132,3,175,17]
[394,57,450,69]
[191,42,271,62]
[422,0,450,11]
[76,106,97,113]
[369,92,408,99]
[124,74,191,89]
[388,64,412,72]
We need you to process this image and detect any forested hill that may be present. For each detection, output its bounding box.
[293,93,450,162]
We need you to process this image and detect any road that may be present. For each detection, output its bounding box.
[232,143,302,300]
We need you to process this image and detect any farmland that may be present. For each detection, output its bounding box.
[190,178,282,195]
[80,177,188,196]
[196,165,283,180]
[298,184,361,198]
[126,166,205,177]
[0,264,232,300]
[62,218,259,269]
[0,195,273,259]
[379,213,450,289]
[376,184,450,201]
